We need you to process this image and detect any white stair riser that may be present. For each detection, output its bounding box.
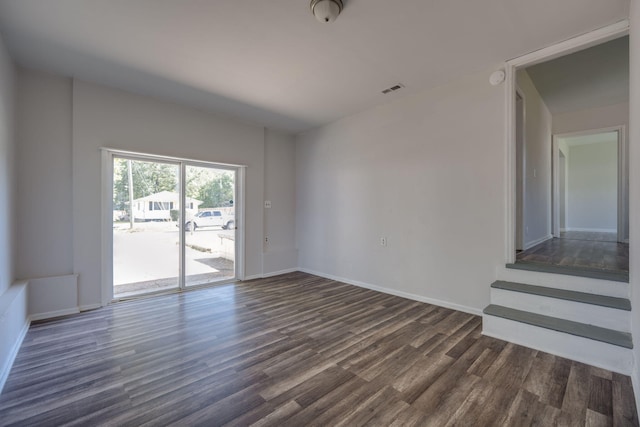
[497,267,629,298]
[482,315,633,375]
[491,288,631,332]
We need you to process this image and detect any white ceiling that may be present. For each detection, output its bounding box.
[526,36,629,114]
[0,0,630,133]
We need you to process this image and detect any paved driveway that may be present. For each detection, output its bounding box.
[113,222,235,292]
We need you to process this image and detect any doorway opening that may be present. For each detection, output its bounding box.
[516,128,628,273]
[108,151,240,300]
[553,128,625,243]
[506,23,629,279]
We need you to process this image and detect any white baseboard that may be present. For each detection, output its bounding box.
[0,317,30,393]
[298,268,482,316]
[79,303,102,312]
[30,308,80,322]
[523,234,553,250]
[564,227,617,233]
[243,268,298,281]
[260,268,298,279]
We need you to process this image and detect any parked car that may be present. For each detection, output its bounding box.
[184,210,223,231]
[183,209,234,231]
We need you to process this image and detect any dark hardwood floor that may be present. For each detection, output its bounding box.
[560,231,618,243]
[0,272,637,426]
[516,233,629,273]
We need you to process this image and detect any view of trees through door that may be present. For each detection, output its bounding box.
[112,156,237,299]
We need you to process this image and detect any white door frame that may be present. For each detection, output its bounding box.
[515,87,526,251]
[504,20,629,263]
[100,148,246,305]
[552,126,627,242]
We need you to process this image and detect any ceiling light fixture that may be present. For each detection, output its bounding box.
[310,0,343,23]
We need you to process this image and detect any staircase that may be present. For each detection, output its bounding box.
[482,268,633,374]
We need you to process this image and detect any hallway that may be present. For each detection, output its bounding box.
[516,232,628,274]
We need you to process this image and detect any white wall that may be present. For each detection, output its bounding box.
[263,129,297,274]
[553,102,629,136]
[15,72,297,311]
[554,102,629,240]
[296,69,504,313]
[0,33,28,395]
[629,0,640,412]
[16,70,73,279]
[517,70,553,248]
[565,141,618,231]
[0,35,16,297]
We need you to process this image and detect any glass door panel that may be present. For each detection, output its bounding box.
[184,165,236,287]
[112,157,180,298]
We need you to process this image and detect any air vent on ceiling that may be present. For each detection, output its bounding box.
[381,83,405,94]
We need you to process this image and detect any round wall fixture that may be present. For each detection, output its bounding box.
[489,70,506,86]
[310,0,344,23]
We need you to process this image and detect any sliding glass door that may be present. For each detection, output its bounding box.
[184,164,236,287]
[111,153,238,299]
[113,157,180,298]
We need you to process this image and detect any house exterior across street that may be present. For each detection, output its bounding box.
[131,190,201,221]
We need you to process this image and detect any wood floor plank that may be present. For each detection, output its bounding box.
[0,271,636,426]
[410,340,488,410]
[455,380,519,426]
[563,361,592,419]
[246,400,302,427]
[278,376,369,427]
[589,375,614,417]
[522,352,572,409]
[391,352,455,403]
[482,342,538,390]
[586,408,614,427]
[516,232,628,273]
[418,373,481,426]
[613,379,639,427]
[361,399,409,426]
[333,385,403,427]
[388,405,430,427]
[357,344,423,383]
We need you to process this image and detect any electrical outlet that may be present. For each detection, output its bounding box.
[264,200,272,208]
[265,236,269,243]
[380,237,387,247]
